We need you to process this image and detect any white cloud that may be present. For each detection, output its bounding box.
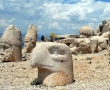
[24,3,33,9]
[0,17,16,28]
[8,18,16,23]
[0,0,110,34]
[0,3,4,10]
[49,22,63,30]
[99,4,110,20]
[0,19,8,27]
[37,25,43,30]
[70,24,80,30]
[44,1,97,22]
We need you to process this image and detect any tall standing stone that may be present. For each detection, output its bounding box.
[24,24,37,53]
[0,25,22,62]
[22,24,38,61]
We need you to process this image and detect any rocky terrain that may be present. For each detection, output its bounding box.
[0,49,110,90]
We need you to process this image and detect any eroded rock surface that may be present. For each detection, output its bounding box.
[0,25,22,62]
[22,24,38,61]
[30,42,74,86]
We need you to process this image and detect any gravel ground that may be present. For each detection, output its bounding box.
[0,50,110,90]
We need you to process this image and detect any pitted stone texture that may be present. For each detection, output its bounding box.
[101,26,110,38]
[70,47,78,54]
[30,42,74,86]
[79,26,94,38]
[56,38,75,48]
[0,25,22,62]
[24,24,38,53]
[90,40,98,53]
[90,36,108,53]
[72,38,91,54]
[70,36,108,54]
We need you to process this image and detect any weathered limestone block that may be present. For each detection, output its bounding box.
[56,34,71,39]
[80,35,86,38]
[72,38,91,54]
[53,34,79,42]
[90,40,98,53]
[30,42,74,86]
[90,36,108,53]
[101,26,110,38]
[70,35,109,54]
[56,38,74,48]
[79,25,94,38]
[0,25,22,62]
[101,31,109,38]
[70,47,78,54]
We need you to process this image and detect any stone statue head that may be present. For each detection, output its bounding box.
[0,25,22,62]
[30,42,74,86]
[102,20,107,25]
[79,25,94,38]
[99,20,109,33]
[24,24,37,53]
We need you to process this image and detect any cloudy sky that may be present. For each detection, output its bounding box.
[0,0,110,35]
